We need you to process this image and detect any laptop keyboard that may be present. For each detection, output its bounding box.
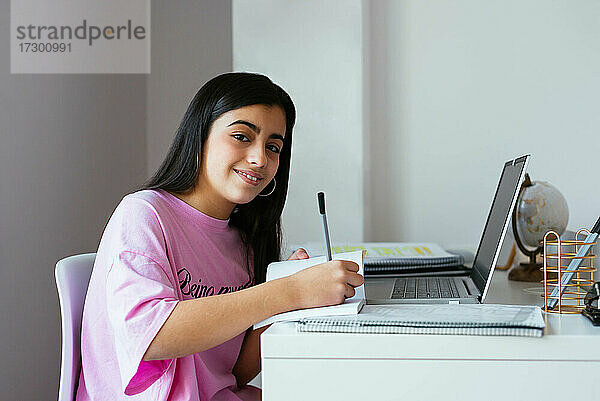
[391,277,460,299]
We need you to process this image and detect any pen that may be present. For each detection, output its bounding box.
[317,192,333,261]
[547,216,600,310]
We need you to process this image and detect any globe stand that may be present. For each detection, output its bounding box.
[508,174,555,282]
[507,251,544,282]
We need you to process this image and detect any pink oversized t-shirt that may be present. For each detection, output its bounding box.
[76,189,261,401]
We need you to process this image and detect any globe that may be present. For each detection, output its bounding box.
[515,179,569,249]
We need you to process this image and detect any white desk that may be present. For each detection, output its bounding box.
[260,270,600,401]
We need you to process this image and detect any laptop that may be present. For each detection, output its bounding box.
[365,154,530,304]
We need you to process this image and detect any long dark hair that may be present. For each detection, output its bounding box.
[142,72,296,284]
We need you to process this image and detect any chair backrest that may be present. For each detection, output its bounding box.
[55,253,95,401]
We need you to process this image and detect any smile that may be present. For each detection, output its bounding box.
[234,169,263,186]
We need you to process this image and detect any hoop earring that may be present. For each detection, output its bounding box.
[258,178,276,197]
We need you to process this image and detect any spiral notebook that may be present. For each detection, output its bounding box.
[297,304,545,337]
[300,242,465,274]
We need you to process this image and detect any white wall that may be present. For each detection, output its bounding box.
[368,0,600,248]
[233,0,366,250]
[234,1,599,251]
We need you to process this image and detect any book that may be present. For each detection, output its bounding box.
[299,242,465,274]
[297,304,545,337]
[253,250,365,329]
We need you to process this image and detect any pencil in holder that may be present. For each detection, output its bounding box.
[542,229,596,314]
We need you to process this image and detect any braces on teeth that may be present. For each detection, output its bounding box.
[238,171,259,181]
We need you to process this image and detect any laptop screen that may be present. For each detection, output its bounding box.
[471,155,529,300]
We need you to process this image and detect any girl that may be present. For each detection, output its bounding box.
[76,72,363,401]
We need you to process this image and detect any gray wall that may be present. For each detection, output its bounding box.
[147,1,233,176]
[0,1,231,398]
[0,2,146,399]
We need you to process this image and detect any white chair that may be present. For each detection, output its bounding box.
[55,253,96,401]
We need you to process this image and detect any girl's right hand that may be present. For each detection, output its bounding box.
[287,260,365,310]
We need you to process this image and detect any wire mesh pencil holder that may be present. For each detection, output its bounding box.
[542,229,596,314]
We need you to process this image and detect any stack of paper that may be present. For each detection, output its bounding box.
[300,242,465,274]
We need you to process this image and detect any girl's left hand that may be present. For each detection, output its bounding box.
[288,248,309,260]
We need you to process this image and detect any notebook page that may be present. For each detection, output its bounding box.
[254,250,365,329]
